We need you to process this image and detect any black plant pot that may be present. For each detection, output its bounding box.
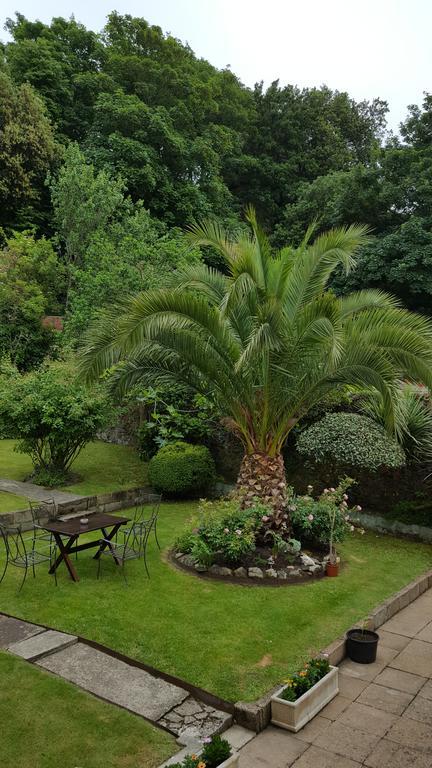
[346,628,379,664]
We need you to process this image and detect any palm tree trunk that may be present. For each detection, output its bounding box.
[237,451,288,526]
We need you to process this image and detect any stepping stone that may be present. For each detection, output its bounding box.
[0,615,45,648]
[8,629,77,660]
[37,642,189,721]
[159,694,232,739]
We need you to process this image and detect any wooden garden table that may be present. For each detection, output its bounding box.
[45,513,130,582]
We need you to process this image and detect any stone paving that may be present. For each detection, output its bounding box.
[0,614,231,742]
[236,586,432,767]
[0,477,84,504]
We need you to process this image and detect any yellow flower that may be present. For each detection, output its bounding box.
[299,671,307,677]
[198,763,206,768]
[191,756,197,761]
[283,678,292,686]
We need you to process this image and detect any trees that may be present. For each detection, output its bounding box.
[0,363,110,484]
[79,210,432,525]
[0,232,65,369]
[0,72,57,231]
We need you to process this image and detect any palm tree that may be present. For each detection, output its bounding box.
[79,209,432,526]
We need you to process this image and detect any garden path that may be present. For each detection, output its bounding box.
[236,585,432,767]
[0,613,232,744]
[0,477,84,504]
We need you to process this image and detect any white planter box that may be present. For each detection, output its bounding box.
[271,665,338,732]
[218,754,239,768]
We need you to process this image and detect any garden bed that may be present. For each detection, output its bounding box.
[171,546,329,585]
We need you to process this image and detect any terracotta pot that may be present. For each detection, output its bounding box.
[326,562,339,577]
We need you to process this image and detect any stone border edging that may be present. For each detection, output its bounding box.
[232,567,432,732]
[351,510,432,543]
[0,485,153,531]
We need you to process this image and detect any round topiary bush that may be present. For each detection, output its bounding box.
[296,412,406,471]
[148,441,216,497]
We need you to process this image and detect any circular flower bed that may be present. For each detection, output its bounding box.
[173,479,363,585]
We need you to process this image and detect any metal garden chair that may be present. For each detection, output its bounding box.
[0,523,57,591]
[29,498,57,544]
[122,493,162,551]
[97,518,153,583]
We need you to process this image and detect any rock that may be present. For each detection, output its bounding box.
[265,568,278,578]
[290,569,301,577]
[176,726,201,747]
[248,567,264,579]
[175,551,185,559]
[175,699,203,717]
[209,565,232,577]
[300,554,315,567]
[309,564,322,575]
[233,567,247,578]
[180,555,196,568]
[286,565,295,571]
[194,563,208,573]
[277,569,287,579]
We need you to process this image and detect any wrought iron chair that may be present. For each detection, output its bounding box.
[29,498,57,545]
[0,523,57,591]
[97,520,152,583]
[122,493,162,551]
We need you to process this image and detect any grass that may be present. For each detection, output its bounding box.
[0,491,28,512]
[0,439,147,508]
[0,501,431,702]
[0,651,176,768]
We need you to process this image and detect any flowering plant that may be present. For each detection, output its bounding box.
[290,478,362,553]
[279,657,331,702]
[170,735,232,768]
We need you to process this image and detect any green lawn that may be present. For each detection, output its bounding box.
[0,491,28,512]
[0,439,147,508]
[0,651,176,768]
[0,501,431,702]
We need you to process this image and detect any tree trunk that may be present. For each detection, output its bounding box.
[236,451,288,527]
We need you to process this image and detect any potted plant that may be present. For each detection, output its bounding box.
[170,735,239,768]
[271,657,338,732]
[346,624,379,664]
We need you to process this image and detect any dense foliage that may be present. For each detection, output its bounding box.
[297,412,406,471]
[148,441,216,496]
[0,363,110,484]
[170,735,232,768]
[290,479,358,546]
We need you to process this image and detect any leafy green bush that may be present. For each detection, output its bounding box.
[289,478,358,546]
[175,498,267,565]
[0,362,110,485]
[148,441,216,496]
[297,412,406,471]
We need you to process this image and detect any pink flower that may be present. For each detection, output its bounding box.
[224,527,230,534]
[343,493,348,500]
[330,487,336,493]
[323,488,329,494]
[356,505,362,512]
[308,514,314,522]
[341,500,348,508]
[235,528,242,536]
[261,515,269,522]
[202,736,212,744]
[307,484,313,492]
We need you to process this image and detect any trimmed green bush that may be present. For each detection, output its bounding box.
[148,441,216,497]
[297,412,406,471]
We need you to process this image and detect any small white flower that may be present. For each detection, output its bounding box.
[356,505,362,512]
[343,493,348,500]
[350,525,355,532]
[307,484,313,492]
[235,528,242,536]
[341,500,348,508]
[224,528,230,534]
[330,487,336,493]
[345,515,350,521]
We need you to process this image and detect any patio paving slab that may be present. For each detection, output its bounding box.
[356,682,413,715]
[389,639,432,677]
[37,642,189,722]
[373,666,427,694]
[8,629,77,660]
[338,645,398,682]
[312,720,380,762]
[0,615,44,648]
[380,592,432,637]
[337,673,369,700]
[292,714,331,743]
[378,629,412,651]
[402,693,432,725]
[386,716,432,754]
[320,694,351,720]
[418,678,432,700]
[417,620,432,643]
[336,701,398,737]
[238,726,308,767]
[364,738,431,768]
[292,745,361,767]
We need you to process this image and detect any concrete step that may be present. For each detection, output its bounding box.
[8,629,78,661]
[0,615,45,648]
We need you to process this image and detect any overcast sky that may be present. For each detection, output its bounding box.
[2,0,431,132]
